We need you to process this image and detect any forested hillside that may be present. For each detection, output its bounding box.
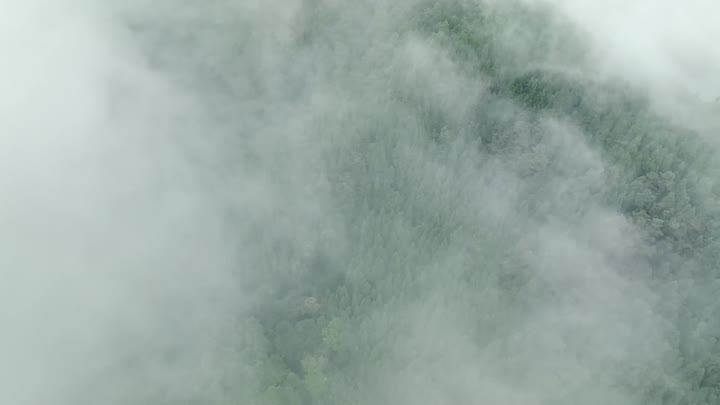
[3,0,719,404]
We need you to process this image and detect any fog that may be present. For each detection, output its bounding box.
[1,0,718,404]
[545,0,720,133]
[549,0,720,98]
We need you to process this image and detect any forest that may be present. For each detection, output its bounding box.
[2,0,719,404]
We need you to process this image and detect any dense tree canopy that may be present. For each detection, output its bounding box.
[99,1,720,404]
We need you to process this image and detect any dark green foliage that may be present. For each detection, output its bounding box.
[130,1,720,403]
[240,2,720,402]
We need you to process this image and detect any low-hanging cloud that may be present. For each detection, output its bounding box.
[2,0,719,404]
